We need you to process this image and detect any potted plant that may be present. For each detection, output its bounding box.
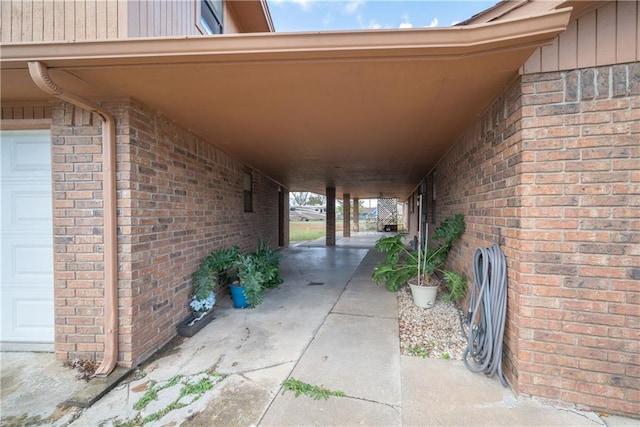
[372,214,467,308]
[231,252,266,308]
[190,246,239,314]
[255,240,283,289]
[228,242,284,308]
[178,246,238,337]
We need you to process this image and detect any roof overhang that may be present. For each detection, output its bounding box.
[459,0,605,25]
[1,7,571,199]
[228,0,274,33]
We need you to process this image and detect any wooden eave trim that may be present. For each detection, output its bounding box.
[562,1,613,21]
[1,8,571,69]
[457,0,529,26]
[225,1,245,33]
[461,0,608,26]
[226,0,273,33]
[259,0,275,33]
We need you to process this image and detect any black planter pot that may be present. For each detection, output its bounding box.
[177,309,215,337]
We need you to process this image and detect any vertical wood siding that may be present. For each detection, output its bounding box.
[0,0,215,42]
[1,0,125,42]
[127,0,198,38]
[524,1,640,74]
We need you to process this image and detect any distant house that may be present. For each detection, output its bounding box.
[1,0,637,418]
[309,206,327,214]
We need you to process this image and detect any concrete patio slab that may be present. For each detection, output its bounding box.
[401,356,604,426]
[286,312,401,405]
[0,352,86,426]
[1,235,637,427]
[261,391,402,426]
[333,276,397,319]
[261,249,402,426]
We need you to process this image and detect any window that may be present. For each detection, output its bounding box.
[243,171,253,212]
[199,0,223,35]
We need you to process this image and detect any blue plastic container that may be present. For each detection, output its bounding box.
[229,285,249,308]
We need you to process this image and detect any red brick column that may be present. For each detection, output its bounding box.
[326,187,336,246]
[353,197,360,232]
[434,62,639,417]
[50,103,107,363]
[343,193,351,237]
[515,64,639,416]
[278,189,289,247]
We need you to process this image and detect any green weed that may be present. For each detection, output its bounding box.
[179,377,213,399]
[133,381,158,410]
[404,344,430,358]
[165,375,182,388]
[122,371,223,426]
[281,377,344,400]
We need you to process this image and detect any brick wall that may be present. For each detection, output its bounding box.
[431,76,526,393]
[424,62,639,417]
[516,63,639,416]
[51,104,106,362]
[51,99,281,367]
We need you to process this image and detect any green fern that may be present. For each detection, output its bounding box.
[441,270,467,302]
[372,214,468,301]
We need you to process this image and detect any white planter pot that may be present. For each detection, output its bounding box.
[408,282,438,309]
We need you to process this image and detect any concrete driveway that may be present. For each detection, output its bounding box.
[1,234,636,426]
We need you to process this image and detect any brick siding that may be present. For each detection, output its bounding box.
[433,75,526,394]
[407,62,639,417]
[51,100,281,367]
[516,63,639,416]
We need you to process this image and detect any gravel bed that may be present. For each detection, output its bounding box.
[398,285,470,360]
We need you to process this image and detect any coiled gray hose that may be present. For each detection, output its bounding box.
[463,243,508,387]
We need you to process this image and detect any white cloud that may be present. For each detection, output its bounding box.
[427,18,439,28]
[357,13,383,30]
[322,12,332,26]
[399,12,412,28]
[345,0,364,14]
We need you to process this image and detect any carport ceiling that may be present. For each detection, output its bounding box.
[1,8,570,200]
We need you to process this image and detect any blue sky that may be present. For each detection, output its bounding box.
[266,0,498,32]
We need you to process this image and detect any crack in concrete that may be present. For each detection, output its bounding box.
[208,353,226,373]
[234,326,251,350]
[553,406,605,425]
[330,309,397,320]
[340,393,402,414]
[236,360,296,375]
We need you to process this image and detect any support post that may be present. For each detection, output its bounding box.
[278,188,289,247]
[343,193,351,238]
[353,197,360,233]
[326,187,336,246]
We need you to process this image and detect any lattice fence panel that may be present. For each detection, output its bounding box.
[377,197,398,231]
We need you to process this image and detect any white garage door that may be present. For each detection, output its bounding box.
[0,130,54,346]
